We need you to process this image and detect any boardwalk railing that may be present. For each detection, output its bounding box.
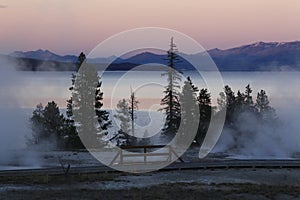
[109,145,184,166]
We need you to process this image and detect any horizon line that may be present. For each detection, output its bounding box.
[3,40,300,57]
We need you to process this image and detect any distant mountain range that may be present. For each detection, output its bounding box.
[5,41,300,71]
[10,49,78,63]
[208,41,300,71]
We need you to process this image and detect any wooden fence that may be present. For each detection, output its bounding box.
[109,145,184,166]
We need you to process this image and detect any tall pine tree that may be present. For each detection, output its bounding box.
[65,53,85,149]
[196,88,213,145]
[160,38,182,138]
[71,53,111,148]
[179,77,199,135]
[128,87,139,137]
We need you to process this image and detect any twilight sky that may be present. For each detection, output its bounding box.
[0,0,299,55]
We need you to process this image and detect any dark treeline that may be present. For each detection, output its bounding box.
[216,84,278,151]
[27,83,276,150]
[27,39,278,150]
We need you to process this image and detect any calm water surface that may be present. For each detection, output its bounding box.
[6,71,299,111]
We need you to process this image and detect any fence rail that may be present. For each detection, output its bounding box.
[109,145,184,166]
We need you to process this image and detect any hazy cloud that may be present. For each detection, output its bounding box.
[0,5,7,8]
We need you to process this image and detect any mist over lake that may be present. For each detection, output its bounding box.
[7,70,299,111]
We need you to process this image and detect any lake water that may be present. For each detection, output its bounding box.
[3,70,299,112]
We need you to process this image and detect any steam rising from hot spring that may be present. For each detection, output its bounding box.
[213,103,300,159]
[0,56,41,168]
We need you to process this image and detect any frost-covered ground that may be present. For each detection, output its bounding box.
[1,146,299,171]
[0,150,100,170]
[0,147,197,170]
[0,146,224,170]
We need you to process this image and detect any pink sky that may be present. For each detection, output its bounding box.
[0,0,299,55]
